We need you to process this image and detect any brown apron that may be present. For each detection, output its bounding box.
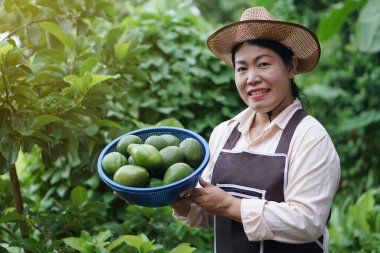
[211,109,324,253]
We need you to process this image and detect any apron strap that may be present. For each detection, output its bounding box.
[223,109,308,153]
[223,123,241,150]
[275,109,308,154]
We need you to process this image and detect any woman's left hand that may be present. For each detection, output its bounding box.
[188,178,242,222]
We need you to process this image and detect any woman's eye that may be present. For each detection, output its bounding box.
[258,62,270,67]
[236,66,246,72]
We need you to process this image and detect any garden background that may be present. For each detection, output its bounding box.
[1,0,380,252]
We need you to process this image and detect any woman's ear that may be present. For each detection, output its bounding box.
[288,56,298,78]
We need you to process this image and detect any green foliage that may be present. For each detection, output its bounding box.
[0,1,216,252]
[1,0,380,252]
[114,206,212,252]
[113,2,239,136]
[356,0,380,52]
[301,1,380,250]
[329,189,380,252]
[316,0,366,42]
[63,231,196,253]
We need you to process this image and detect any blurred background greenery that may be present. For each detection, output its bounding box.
[0,0,379,252]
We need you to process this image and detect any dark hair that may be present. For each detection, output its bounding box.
[231,39,308,108]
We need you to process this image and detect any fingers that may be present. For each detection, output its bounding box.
[198,178,213,188]
[179,187,194,198]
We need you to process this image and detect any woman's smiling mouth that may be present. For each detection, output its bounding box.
[248,88,270,97]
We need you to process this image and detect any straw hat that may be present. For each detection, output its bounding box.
[207,7,321,73]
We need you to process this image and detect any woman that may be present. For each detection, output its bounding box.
[171,6,340,253]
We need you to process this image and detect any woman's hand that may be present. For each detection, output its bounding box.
[114,178,242,223]
[186,178,242,222]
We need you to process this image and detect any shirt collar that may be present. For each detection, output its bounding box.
[228,98,304,133]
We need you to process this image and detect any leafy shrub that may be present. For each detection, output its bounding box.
[329,189,380,252]
[2,0,380,252]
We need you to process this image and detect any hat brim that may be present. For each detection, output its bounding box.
[207,20,321,73]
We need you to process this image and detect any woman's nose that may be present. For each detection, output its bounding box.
[247,69,261,85]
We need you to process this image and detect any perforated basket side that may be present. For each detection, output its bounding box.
[116,175,199,207]
[98,126,210,207]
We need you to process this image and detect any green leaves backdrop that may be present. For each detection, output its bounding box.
[1,0,380,252]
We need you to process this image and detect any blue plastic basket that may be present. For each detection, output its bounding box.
[97,126,210,207]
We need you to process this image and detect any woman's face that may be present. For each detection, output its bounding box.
[234,43,297,115]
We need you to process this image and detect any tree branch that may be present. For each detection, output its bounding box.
[2,19,51,42]
[9,165,23,214]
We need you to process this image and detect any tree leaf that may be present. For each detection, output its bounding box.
[356,0,380,52]
[125,66,150,81]
[40,21,75,50]
[348,190,374,233]
[0,245,10,253]
[115,245,139,253]
[96,119,123,129]
[338,110,380,132]
[157,107,175,114]
[79,57,98,76]
[33,48,67,64]
[64,74,85,92]
[114,43,130,61]
[4,0,14,13]
[94,230,113,244]
[140,241,156,253]
[63,237,94,253]
[32,114,64,129]
[0,108,11,134]
[5,48,27,66]
[131,119,151,129]
[57,184,68,197]
[375,211,380,233]
[85,125,99,137]
[122,235,144,250]
[70,185,88,205]
[169,243,196,253]
[9,238,44,253]
[106,237,125,251]
[0,211,25,223]
[80,57,99,77]
[25,4,42,17]
[0,135,20,165]
[16,64,33,75]
[0,153,12,174]
[317,0,364,42]
[80,230,92,241]
[155,118,184,128]
[304,84,348,100]
[0,42,13,56]
[36,0,60,11]
[90,74,114,87]
[82,71,93,88]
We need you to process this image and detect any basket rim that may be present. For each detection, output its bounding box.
[97,126,210,193]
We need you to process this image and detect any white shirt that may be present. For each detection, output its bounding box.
[174,99,340,251]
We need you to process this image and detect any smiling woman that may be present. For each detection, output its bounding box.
[233,40,297,121]
[171,6,340,253]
